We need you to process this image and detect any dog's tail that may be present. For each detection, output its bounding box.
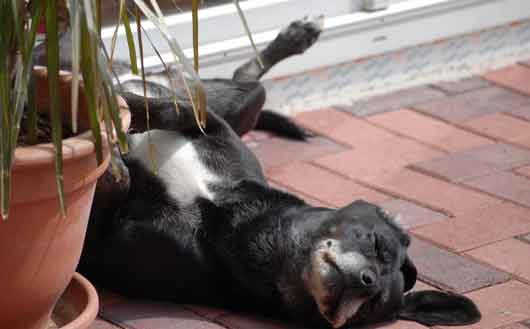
[255,110,311,141]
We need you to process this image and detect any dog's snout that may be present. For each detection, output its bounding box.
[317,239,380,290]
[360,269,376,287]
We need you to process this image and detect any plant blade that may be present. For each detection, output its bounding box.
[46,0,67,218]
[23,1,44,146]
[232,0,263,68]
[96,48,128,153]
[0,0,13,220]
[121,7,139,75]
[109,0,125,66]
[68,0,81,134]
[192,0,199,73]
[131,0,207,129]
[80,11,104,164]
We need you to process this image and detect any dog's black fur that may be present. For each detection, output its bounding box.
[37,18,481,328]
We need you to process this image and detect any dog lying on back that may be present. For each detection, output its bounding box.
[37,17,481,328]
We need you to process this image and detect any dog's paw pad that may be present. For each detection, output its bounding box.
[278,15,324,54]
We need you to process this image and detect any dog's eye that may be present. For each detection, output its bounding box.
[374,234,393,264]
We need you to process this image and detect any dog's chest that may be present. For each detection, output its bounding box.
[128,130,220,205]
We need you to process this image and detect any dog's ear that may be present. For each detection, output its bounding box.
[398,290,481,326]
[401,255,417,292]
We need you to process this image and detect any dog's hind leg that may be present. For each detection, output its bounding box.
[230,17,322,140]
[232,16,323,82]
[120,88,238,139]
[119,78,263,136]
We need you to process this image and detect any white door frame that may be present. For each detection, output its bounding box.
[102,0,530,79]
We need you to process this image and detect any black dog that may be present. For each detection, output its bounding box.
[75,18,481,328]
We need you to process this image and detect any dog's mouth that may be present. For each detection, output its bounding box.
[322,290,370,328]
[302,242,381,328]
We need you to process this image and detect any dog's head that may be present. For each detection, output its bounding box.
[293,200,480,328]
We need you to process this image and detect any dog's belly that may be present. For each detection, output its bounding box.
[128,130,221,205]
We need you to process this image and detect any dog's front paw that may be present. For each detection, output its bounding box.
[278,16,324,55]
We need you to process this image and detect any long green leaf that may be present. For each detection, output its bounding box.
[26,73,38,145]
[0,1,13,219]
[99,81,120,179]
[11,1,43,149]
[135,6,157,173]
[192,0,199,73]
[46,0,67,217]
[232,0,263,68]
[80,12,103,164]
[9,0,23,58]
[96,0,102,36]
[140,25,179,106]
[68,0,81,134]
[109,0,125,65]
[121,7,139,75]
[96,49,128,153]
[24,1,45,146]
[10,55,25,150]
[150,0,164,17]
[131,0,207,129]
[0,0,44,219]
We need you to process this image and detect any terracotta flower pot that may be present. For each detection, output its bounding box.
[0,67,130,329]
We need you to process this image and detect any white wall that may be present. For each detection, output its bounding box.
[102,0,530,79]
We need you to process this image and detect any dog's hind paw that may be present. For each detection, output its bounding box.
[277,15,324,55]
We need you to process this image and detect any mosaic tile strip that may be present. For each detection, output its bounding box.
[263,20,530,115]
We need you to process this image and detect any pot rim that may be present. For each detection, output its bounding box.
[13,106,130,168]
[13,66,131,168]
[59,272,99,329]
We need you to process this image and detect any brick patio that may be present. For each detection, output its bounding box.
[91,63,530,329]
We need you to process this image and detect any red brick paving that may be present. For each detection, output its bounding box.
[359,169,499,216]
[456,143,530,169]
[507,105,530,121]
[268,180,334,207]
[483,65,530,96]
[495,324,530,329]
[367,109,493,152]
[411,143,530,184]
[412,202,530,252]
[407,237,509,293]
[463,113,530,146]
[184,305,228,321]
[430,77,491,95]
[344,85,445,117]
[379,198,449,229]
[466,239,530,283]
[295,108,397,147]
[100,301,226,329]
[267,162,390,207]
[411,280,438,292]
[98,289,127,311]
[520,233,530,245]
[363,320,430,329]
[463,171,530,208]
[411,153,500,183]
[92,63,530,329]
[439,281,530,329]
[314,138,442,183]
[515,165,530,178]
[216,313,304,329]
[413,87,530,123]
[89,318,122,329]
[249,135,347,171]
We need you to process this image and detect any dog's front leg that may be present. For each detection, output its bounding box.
[232,17,323,82]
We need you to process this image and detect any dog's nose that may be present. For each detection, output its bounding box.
[360,268,377,287]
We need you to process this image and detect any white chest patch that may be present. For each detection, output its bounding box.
[128,130,220,205]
